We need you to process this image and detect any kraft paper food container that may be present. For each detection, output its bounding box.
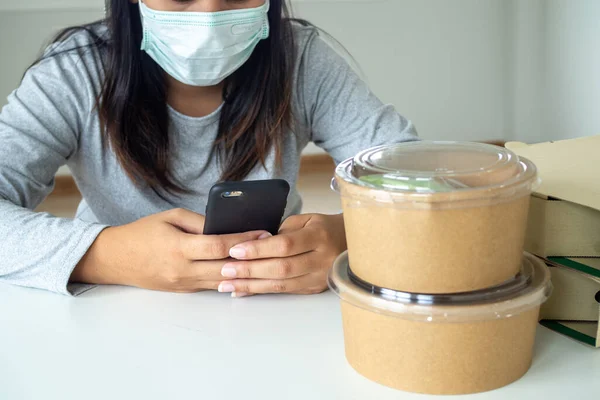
[328,251,552,395]
[333,141,539,294]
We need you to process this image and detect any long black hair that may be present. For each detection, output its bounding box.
[33,0,297,196]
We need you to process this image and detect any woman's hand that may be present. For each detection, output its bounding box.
[71,208,269,293]
[217,214,347,297]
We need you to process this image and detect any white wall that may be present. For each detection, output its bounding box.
[508,0,546,144]
[298,0,513,145]
[509,0,600,143]
[542,0,600,141]
[0,9,104,108]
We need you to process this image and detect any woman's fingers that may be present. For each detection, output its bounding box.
[162,259,233,291]
[231,292,255,298]
[181,230,270,260]
[278,214,311,234]
[162,208,206,234]
[228,225,322,261]
[218,272,328,295]
[220,252,317,280]
[218,274,312,295]
[187,260,228,281]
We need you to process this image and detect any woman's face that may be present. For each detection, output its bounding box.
[132,0,266,12]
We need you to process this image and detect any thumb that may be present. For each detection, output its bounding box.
[278,214,311,234]
[162,208,205,234]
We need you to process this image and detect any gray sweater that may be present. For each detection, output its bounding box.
[0,24,417,296]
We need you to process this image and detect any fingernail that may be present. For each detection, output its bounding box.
[232,292,251,298]
[221,266,237,278]
[258,232,272,240]
[218,283,235,293]
[229,246,247,259]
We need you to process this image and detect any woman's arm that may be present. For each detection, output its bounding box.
[0,46,108,295]
[296,28,418,163]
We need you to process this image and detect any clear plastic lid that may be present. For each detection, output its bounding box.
[334,141,538,206]
[328,252,552,323]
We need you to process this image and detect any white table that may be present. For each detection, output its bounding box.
[1,284,598,400]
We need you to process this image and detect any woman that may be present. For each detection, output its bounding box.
[0,0,416,296]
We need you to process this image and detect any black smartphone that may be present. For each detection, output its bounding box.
[203,179,290,235]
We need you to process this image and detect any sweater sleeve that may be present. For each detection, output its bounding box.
[0,48,107,295]
[296,31,419,164]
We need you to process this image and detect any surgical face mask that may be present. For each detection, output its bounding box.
[138,0,270,87]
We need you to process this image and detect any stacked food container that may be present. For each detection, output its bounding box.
[328,142,553,395]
